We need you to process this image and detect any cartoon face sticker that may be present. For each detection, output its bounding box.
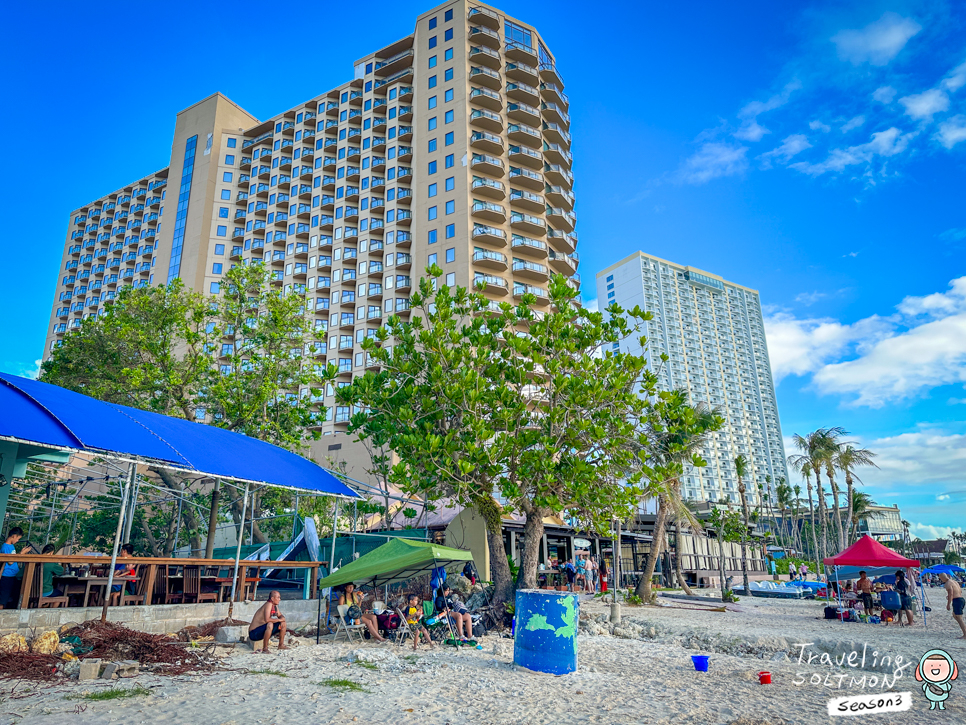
[915,649,959,711]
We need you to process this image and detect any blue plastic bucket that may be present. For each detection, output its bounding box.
[513,589,579,675]
[691,655,710,672]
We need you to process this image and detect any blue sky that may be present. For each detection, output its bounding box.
[1,1,963,537]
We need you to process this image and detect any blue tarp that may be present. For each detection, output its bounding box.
[0,373,358,498]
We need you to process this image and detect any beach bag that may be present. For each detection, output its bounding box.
[824,606,838,620]
[376,612,400,631]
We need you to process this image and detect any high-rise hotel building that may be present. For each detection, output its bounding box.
[44,1,578,436]
[597,252,788,506]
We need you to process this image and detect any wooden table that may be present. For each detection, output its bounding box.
[52,575,136,608]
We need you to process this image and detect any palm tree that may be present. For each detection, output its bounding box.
[792,484,803,555]
[789,429,840,570]
[901,519,911,555]
[735,454,751,594]
[789,446,822,568]
[636,392,722,603]
[815,427,848,550]
[775,481,793,551]
[834,444,878,546]
[848,490,875,542]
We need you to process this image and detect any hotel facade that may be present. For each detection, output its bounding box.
[597,252,788,507]
[44,0,578,438]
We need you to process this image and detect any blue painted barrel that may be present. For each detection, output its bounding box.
[513,589,579,675]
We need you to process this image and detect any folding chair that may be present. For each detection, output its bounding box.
[422,600,451,643]
[334,604,367,643]
[393,607,416,647]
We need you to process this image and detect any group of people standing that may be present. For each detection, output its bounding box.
[787,562,811,581]
[559,553,606,593]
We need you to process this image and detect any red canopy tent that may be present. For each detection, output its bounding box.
[823,535,919,568]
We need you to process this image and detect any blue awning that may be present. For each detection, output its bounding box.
[0,372,358,498]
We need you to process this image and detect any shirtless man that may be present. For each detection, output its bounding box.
[856,571,874,613]
[939,573,966,639]
[248,590,289,653]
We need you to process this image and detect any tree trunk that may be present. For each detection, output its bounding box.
[738,482,750,594]
[205,481,221,558]
[153,468,203,555]
[814,480,828,572]
[473,495,513,608]
[827,469,845,550]
[806,480,819,569]
[674,521,694,595]
[516,507,546,591]
[636,495,669,602]
[844,471,855,546]
[716,531,728,602]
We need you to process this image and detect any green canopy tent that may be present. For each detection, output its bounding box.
[315,538,474,644]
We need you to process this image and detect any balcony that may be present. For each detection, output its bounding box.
[471,153,504,177]
[507,82,539,105]
[472,224,507,246]
[507,102,540,125]
[513,282,549,302]
[511,211,545,235]
[472,249,508,271]
[395,231,412,247]
[469,108,503,133]
[547,228,577,254]
[468,6,500,30]
[369,240,384,255]
[470,130,504,155]
[394,252,411,269]
[398,125,414,140]
[396,188,413,204]
[509,188,545,213]
[471,176,506,200]
[505,123,539,149]
[374,48,414,76]
[470,45,501,70]
[512,259,549,281]
[511,234,549,259]
[395,210,412,226]
[509,166,543,191]
[470,66,502,90]
[469,25,501,49]
[540,82,569,108]
[509,144,542,169]
[543,122,571,147]
[474,274,509,295]
[540,62,564,86]
[547,206,576,232]
[548,249,579,275]
[397,145,413,161]
[544,163,573,189]
[543,142,572,168]
[471,200,507,223]
[470,87,502,112]
[505,40,537,64]
[396,167,413,183]
[542,102,570,128]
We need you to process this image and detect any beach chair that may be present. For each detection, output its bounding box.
[334,604,367,643]
[422,600,451,643]
[393,606,416,647]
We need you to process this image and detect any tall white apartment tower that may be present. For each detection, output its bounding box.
[597,251,788,506]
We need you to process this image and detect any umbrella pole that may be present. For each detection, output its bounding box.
[101,462,136,623]
[227,481,250,620]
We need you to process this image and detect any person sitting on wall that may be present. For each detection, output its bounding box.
[249,590,289,653]
[41,545,65,599]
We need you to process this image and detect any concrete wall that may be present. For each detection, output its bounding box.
[0,599,322,637]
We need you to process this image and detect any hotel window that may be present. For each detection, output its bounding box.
[218,207,229,218]
[444,8,453,21]
[428,138,437,152]
[446,272,455,286]
[445,176,455,191]
[445,88,454,101]
[428,96,437,109]
[428,117,437,130]
[216,225,227,237]
[429,75,437,88]
[428,160,437,174]
[428,183,437,197]
[445,110,454,124]
[444,28,453,41]
[445,247,455,263]
[445,224,455,238]
[428,206,437,220]
[429,17,437,29]
[227,138,237,148]
[445,48,453,61]
[223,172,233,182]
[445,200,455,214]
[225,155,235,165]
[212,263,223,274]
[445,154,454,168]
[429,36,437,49]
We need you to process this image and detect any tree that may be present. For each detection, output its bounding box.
[848,490,875,543]
[834,444,878,545]
[901,519,911,555]
[789,429,841,571]
[340,270,659,606]
[635,392,722,602]
[707,505,744,602]
[41,265,333,550]
[816,427,848,550]
[735,454,752,595]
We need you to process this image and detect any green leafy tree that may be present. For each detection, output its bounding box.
[834,444,878,546]
[707,505,744,602]
[340,269,658,605]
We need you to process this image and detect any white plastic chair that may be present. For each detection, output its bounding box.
[335,604,367,643]
[373,600,386,615]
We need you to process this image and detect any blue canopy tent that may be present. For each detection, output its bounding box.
[0,372,359,618]
[922,564,965,575]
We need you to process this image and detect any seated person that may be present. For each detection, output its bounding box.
[436,585,473,642]
[41,544,65,598]
[112,543,136,594]
[248,590,289,653]
[403,593,434,651]
[338,583,385,642]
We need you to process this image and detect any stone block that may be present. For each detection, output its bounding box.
[116,660,139,678]
[101,663,118,680]
[215,626,249,643]
[78,659,102,681]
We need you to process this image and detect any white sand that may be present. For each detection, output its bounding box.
[7,593,965,725]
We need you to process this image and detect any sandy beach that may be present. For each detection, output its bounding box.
[6,593,965,725]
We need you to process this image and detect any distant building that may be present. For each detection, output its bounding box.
[596,251,787,507]
[909,539,947,567]
[853,503,904,543]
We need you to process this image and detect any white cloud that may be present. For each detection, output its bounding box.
[790,127,916,177]
[810,278,966,406]
[677,143,748,184]
[809,120,831,132]
[583,297,599,313]
[734,119,771,142]
[841,116,866,133]
[734,81,802,142]
[12,359,43,380]
[935,115,966,149]
[899,88,950,121]
[794,291,826,306]
[909,522,958,540]
[941,60,966,92]
[936,494,951,501]
[832,12,922,67]
[757,134,812,168]
[872,86,897,104]
[939,228,966,242]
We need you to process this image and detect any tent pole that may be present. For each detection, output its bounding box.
[227,481,251,620]
[436,556,459,645]
[122,475,139,544]
[100,462,136,623]
[292,494,299,541]
[329,498,340,573]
